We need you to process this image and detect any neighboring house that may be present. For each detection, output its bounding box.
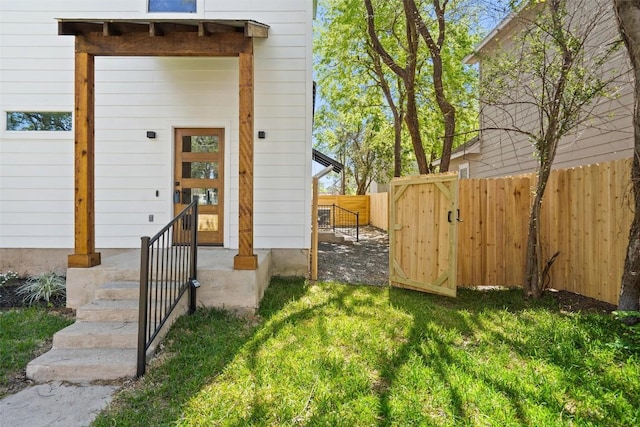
[447,0,634,178]
[0,0,315,276]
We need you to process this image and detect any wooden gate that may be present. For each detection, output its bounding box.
[389,173,459,297]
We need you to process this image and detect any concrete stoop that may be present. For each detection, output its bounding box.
[27,249,276,384]
[27,281,139,383]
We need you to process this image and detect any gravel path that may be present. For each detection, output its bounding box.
[317,226,389,286]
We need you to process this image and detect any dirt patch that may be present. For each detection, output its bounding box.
[317,226,389,286]
[548,289,616,314]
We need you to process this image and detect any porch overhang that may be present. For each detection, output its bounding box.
[61,18,268,270]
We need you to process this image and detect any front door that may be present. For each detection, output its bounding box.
[174,128,224,245]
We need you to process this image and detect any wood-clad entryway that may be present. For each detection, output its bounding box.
[389,173,459,297]
[59,18,268,270]
[174,128,224,245]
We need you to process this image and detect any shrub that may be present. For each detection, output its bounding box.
[0,271,18,287]
[17,273,66,306]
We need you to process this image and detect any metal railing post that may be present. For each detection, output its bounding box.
[189,199,198,314]
[136,198,200,377]
[356,212,359,241]
[137,236,150,377]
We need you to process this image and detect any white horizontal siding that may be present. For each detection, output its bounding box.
[1,0,313,250]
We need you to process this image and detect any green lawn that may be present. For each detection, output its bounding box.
[94,277,639,426]
[0,307,74,397]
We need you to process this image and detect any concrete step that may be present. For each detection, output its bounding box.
[95,281,140,300]
[318,231,346,243]
[53,321,138,349]
[26,348,137,383]
[76,299,139,322]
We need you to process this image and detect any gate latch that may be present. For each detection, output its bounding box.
[447,209,463,223]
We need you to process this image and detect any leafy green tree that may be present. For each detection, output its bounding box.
[365,0,481,173]
[480,0,623,298]
[314,0,412,191]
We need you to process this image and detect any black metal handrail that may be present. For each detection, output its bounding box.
[137,199,199,376]
[318,204,359,241]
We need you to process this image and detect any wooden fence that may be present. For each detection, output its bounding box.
[328,158,633,305]
[457,158,634,304]
[369,192,389,230]
[317,195,370,226]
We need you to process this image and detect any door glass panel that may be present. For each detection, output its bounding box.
[181,188,218,205]
[182,135,219,153]
[198,214,219,232]
[191,188,218,205]
[182,162,218,179]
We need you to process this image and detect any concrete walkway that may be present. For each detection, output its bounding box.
[0,382,119,427]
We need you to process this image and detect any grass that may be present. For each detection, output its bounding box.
[93,277,640,426]
[0,307,74,397]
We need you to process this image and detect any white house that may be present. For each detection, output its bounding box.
[0,0,315,278]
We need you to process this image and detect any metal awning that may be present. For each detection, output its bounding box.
[312,149,343,174]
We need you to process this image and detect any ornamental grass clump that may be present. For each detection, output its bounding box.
[17,272,66,306]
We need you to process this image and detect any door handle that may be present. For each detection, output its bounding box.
[174,190,181,204]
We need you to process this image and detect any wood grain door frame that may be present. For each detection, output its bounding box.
[174,127,225,245]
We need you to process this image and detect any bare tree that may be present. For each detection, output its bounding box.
[614,0,640,319]
[480,0,623,298]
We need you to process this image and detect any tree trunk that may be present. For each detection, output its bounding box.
[405,78,430,174]
[405,0,456,172]
[524,158,554,298]
[394,116,403,177]
[364,0,430,175]
[614,0,640,313]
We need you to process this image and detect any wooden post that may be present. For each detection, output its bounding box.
[234,48,258,270]
[68,50,101,268]
[311,176,319,280]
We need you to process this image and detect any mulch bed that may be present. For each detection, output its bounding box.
[0,281,67,309]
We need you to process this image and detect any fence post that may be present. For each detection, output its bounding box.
[137,236,150,377]
[332,204,336,233]
[356,212,359,241]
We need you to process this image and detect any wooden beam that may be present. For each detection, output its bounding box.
[149,22,164,37]
[311,176,319,280]
[199,21,242,36]
[75,31,251,56]
[59,21,103,35]
[234,48,257,270]
[103,22,120,37]
[68,51,100,268]
[244,22,269,38]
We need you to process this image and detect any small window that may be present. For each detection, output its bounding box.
[459,162,470,179]
[148,0,196,13]
[6,112,72,131]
